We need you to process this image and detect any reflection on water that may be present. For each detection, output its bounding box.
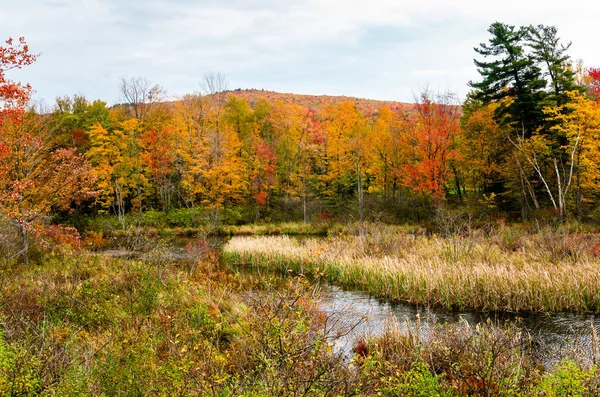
[228,262,600,365]
[319,284,600,365]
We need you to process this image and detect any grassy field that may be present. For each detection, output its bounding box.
[223,224,600,313]
[1,240,599,395]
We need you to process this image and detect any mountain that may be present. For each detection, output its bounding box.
[226,89,413,116]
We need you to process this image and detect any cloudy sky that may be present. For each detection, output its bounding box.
[2,0,599,106]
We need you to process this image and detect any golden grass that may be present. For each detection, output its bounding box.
[223,230,600,313]
[222,222,329,236]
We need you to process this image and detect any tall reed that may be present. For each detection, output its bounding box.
[223,231,600,313]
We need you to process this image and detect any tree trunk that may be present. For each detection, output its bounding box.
[515,156,528,221]
[302,176,308,225]
[576,150,582,219]
[212,207,219,228]
[514,155,539,212]
[18,222,29,265]
[114,182,126,230]
[357,168,364,221]
[451,164,463,203]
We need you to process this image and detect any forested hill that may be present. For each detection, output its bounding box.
[224,89,413,116]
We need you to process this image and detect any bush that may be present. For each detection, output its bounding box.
[0,333,42,396]
[534,360,599,397]
[0,216,20,267]
[378,361,455,397]
[166,208,200,227]
[141,209,168,227]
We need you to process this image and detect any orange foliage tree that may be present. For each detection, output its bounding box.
[460,104,507,195]
[173,90,245,226]
[401,91,461,201]
[369,106,413,199]
[320,102,370,218]
[140,125,175,211]
[0,38,95,263]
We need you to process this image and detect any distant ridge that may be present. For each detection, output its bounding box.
[225,89,414,116]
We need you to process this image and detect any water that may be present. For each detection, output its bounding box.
[318,284,600,364]
[228,263,600,365]
[103,235,600,365]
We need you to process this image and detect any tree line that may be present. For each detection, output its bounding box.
[2,23,600,261]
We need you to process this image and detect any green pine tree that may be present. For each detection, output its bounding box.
[526,24,584,107]
[469,22,546,137]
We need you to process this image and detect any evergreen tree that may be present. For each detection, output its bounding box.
[469,22,546,137]
[527,24,583,107]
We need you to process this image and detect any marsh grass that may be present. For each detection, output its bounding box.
[223,226,600,312]
[361,316,600,396]
[2,240,600,395]
[94,222,331,243]
[222,222,330,236]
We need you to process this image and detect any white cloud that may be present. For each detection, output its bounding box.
[411,69,456,77]
[2,0,599,104]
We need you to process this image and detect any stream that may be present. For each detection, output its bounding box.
[107,235,600,365]
[319,285,600,364]
[231,263,600,365]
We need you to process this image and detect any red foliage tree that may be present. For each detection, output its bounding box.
[588,67,600,101]
[0,38,95,264]
[0,37,37,125]
[401,91,461,199]
[251,140,277,206]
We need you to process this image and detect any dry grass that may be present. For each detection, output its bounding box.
[223,222,329,236]
[223,227,600,313]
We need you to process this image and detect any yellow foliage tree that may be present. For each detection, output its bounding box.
[87,119,148,228]
[545,91,600,216]
[173,92,246,226]
[320,102,371,219]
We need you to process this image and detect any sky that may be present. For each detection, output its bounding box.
[2,0,599,106]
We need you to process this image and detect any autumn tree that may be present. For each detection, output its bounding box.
[86,120,147,228]
[224,95,256,142]
[196,121,245,226]
[173,74,245,226]
[118,76,164,121]
[0,37,95,263]
[269,102,321,222]
[369,106,412,200]
[320,102,370,219]
[48,95,112,151]
[543,91,600,218]
[1,114,95,263]
[292,109,321,223]
[140,125,176,211]
[469,22,586,219]
[0,37,36,130]
[504,91,600,220]
[587,68,600,101]
[172,92,207,223]
[401,91,461,201]
[237,99,277,219]
[459,100,508,196]
[249,139,277,218]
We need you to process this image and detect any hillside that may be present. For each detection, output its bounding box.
[226,89,413,116]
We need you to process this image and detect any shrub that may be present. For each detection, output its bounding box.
[534,360,599,397]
